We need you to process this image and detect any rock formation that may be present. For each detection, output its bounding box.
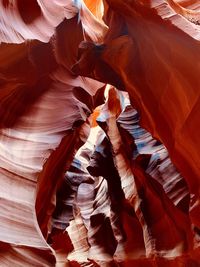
[0,0,200,266]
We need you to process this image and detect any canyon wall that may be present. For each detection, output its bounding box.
[0,1,200,266]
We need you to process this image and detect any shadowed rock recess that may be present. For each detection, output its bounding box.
[0,0,200,266]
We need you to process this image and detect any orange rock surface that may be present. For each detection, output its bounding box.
[0,1,200,266]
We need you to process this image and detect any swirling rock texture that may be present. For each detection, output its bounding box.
[0,0,200,266]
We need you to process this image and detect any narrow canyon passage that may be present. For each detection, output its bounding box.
[0,1,200,266]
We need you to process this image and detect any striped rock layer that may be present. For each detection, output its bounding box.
[0,1,200,266]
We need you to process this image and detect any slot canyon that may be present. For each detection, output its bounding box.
[0,0,200,266]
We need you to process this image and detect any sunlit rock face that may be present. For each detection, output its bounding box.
[0,0,200,266]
